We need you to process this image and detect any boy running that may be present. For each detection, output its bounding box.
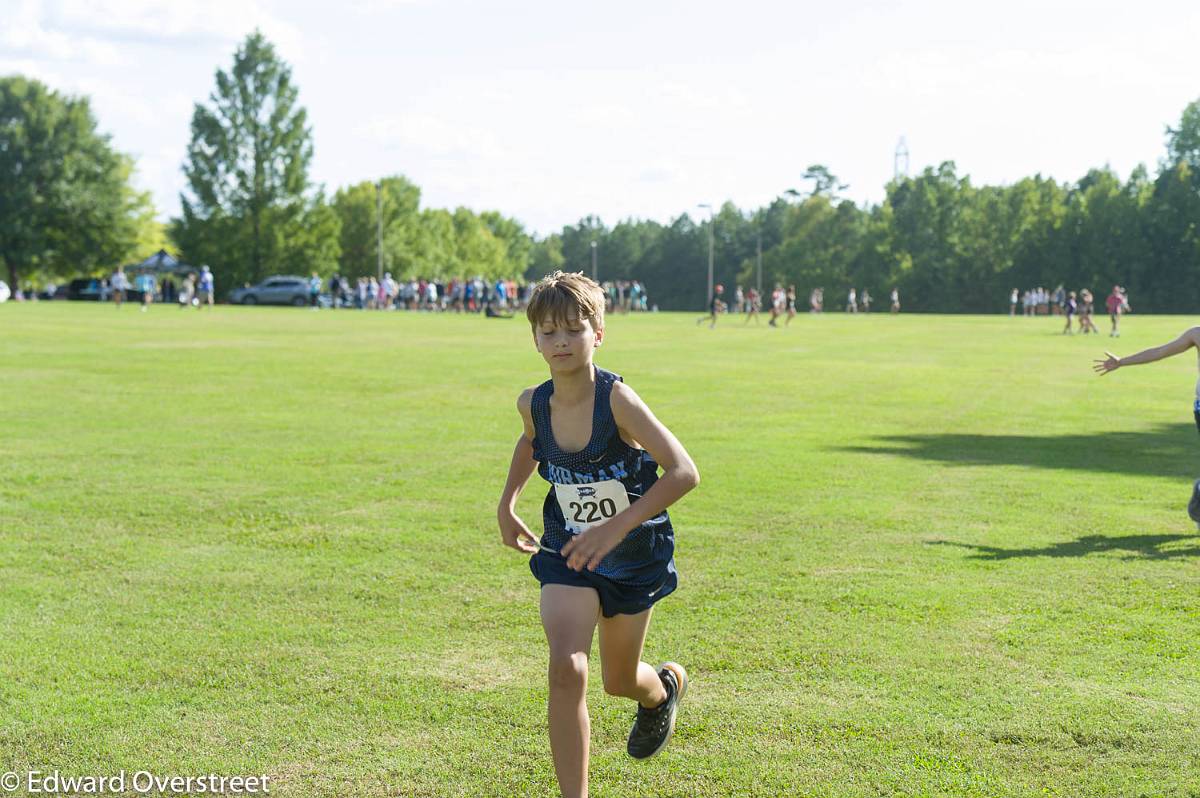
[768,284,784,326]
[1095,328,1200,526]
[784,286,797,326]
[744,287,761,324]
[498,271,699,798]
[137,272,156,312]
[695,284,725,328]
[1078,289,1098,334]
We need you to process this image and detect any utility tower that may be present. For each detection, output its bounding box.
[894,137,910,181]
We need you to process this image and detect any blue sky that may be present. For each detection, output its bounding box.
[4,0,1199,235]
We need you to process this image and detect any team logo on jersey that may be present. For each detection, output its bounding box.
[576,486,597,498]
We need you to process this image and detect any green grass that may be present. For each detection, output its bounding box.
[1,303,1198,797]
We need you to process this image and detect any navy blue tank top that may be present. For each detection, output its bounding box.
[530,366,674,582]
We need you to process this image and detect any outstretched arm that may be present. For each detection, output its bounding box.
[497,389,541,554]
[1094,327,1200,375]
[560,382,700,572]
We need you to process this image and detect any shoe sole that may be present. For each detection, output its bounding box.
[629,662,688,761]
[661,661,688,702]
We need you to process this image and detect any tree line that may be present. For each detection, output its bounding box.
[3,31,1200,311]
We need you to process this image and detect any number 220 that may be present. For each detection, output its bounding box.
[568,498,617,523]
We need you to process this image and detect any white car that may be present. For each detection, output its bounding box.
[0,280,10,303]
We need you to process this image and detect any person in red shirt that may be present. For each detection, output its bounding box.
[1106,286,1129,338]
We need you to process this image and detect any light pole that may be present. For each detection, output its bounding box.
[756,229,762,297]
[590,240,597,282]
[376,181,383,282]
[697,203,714,306]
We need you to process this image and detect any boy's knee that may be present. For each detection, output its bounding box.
[548,652,588,691]
[601,670,639,698]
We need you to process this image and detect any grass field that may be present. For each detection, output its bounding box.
[2,303,1198,797]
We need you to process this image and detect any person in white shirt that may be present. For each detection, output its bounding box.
[111,267,129,308]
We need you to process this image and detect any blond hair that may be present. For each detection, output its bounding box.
[526,271,606,331]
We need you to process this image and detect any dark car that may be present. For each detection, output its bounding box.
[229,276,310,306]
[67,278,104,300]
[37,283,69,300]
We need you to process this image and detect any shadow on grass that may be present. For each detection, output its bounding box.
[928,534,1200,560]
[841,423,1199,480]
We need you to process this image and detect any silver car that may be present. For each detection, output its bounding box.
[230,276,310,306]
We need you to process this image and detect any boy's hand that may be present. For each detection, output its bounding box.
[561,522,624,572]
[1093,352,1120,375]
[497,507,540,554]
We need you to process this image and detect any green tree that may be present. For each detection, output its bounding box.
[797,164,848,200]
[886,163,971,310]
[1145,161,1200,311]
[0,76,146,288]
[1166,99,1200,170]
[643,214,706,310]
[559,215,608,276]
[332,176,421,278]
[528,233,565,280]
[480,211,533,277]
[172,31,317,292]
[452,207,507,278]
[284,192,341,281]
[419,208,459,278]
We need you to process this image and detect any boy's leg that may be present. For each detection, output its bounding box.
[597,608,667,708]
[540,585,600,798]
[599,606,688,760]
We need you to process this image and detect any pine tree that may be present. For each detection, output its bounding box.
[172,31,325,292]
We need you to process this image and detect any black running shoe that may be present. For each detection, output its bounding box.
[626,662,688,760]
[1188,479,1200,528]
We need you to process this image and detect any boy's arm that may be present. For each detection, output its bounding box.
[1094,327,1200,375]
[497,389,540,554]
[560,382,700,572]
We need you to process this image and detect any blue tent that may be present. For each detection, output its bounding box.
[128,249,195,275]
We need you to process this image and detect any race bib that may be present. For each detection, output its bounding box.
[554,479,630,534]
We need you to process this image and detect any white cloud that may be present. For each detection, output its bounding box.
[359,113,507,162]
[69,0,295,45]
[344,0,428,10]
[3,0,305,63]
[2,0,128,65]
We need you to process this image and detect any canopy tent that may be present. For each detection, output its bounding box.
[127,249,197,276]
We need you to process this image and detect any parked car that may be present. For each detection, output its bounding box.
[229,276,310,306]
[67,278,104,301]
